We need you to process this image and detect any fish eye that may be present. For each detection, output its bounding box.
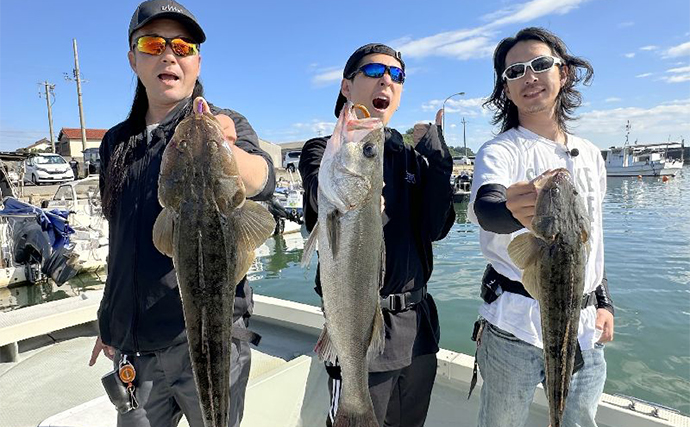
[363,143,377,158]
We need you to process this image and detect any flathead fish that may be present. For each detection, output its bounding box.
[302,102,386,427]
[507,168,591,427]
[153,97,275,427]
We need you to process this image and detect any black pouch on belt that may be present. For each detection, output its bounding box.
[101,368,135,413]
[101,354,139,413]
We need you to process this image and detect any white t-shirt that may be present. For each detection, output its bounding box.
[468,126,606,351]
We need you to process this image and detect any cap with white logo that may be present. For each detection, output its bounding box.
[128,0,206,45]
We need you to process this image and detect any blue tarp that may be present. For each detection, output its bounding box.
[0,197,75,249]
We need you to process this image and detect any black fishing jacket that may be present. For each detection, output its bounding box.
[299,125,455,371]
[98,98,275,353]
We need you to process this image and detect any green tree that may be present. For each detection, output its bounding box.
[402,128,415,146]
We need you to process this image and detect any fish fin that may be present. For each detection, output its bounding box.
[232,247,256,286]
[326,210,340,259]
[521,262,541,301]
[507,232,541,270]
[301,221,319,268]
[235,200,276,252]
[367,302,385,361]
[508,232,544,301]
[314,324,338,363]
[152,208,175,257]
[378,240,386,290]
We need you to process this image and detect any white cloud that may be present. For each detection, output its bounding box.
[635,72,653,78]
[261,120,338,143]
[311,68,343,87]
[395,0,589,60]
[661,65,690,83]
[640,45,658,51]
[572,99,690,146]
[421,97,489,117]
[664,41,690,58]
[617,21,634,28]
[623,53,636,58]
[483,0,589,28]
[605,97,622,103]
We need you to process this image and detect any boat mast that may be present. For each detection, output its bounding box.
[624,120,631,167]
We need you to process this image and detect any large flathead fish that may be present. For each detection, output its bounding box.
[302,103,386,427]
[507,168,591,427]
[153,97,275,427]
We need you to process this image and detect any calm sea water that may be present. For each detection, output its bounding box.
[249,166,690,415]
[2,167,688,414]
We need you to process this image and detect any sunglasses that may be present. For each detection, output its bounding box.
[348,62,405,84]
[134,35,199,57]
[501,55,563,81]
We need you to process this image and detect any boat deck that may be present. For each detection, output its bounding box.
[1,295,687,427]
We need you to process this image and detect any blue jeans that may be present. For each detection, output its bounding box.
[477,321,606,427]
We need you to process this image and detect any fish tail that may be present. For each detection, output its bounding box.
[332,407,379,427]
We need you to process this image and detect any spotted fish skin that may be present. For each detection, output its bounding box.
[153,97,275,427]
[508,168,591,427]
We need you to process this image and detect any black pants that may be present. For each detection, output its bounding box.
[114,319,252,427]
[326,353,437,427]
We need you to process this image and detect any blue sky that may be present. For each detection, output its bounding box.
[1,0,689,152]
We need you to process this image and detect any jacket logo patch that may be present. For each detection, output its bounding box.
[405,172,416,184]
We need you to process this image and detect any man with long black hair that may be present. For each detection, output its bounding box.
[88,1,274,426]
[468,27,615,426]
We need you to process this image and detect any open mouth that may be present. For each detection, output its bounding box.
[158,73,179,82]
[372,96,390,110]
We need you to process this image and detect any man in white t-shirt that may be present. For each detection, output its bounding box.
[468,27,615,427]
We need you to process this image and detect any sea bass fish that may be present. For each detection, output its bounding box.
[153,97,275,427]
[507,168,591,427]
[302,102,386,427]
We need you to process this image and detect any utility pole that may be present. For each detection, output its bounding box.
[461,117,467,156]
[65,38,88,155]
[38,81,56,153]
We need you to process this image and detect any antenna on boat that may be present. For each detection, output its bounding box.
[625,120,631,146]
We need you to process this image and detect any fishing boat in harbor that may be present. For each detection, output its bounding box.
[0,174,108,289]
[605,122,685,177]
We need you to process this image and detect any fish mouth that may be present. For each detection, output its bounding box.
[372,96,390,111]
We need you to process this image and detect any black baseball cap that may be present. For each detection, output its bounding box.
[334,43,405,118]
[128,0,206,45]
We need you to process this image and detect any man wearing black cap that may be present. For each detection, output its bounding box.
[88,1,275,426]
[299,43,455,427]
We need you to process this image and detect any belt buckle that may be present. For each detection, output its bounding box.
[385,294,402,312]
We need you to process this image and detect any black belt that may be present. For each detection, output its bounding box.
[381,286,427,313]
[483,264,596,309]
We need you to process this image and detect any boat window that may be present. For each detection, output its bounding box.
[53,186,73,201]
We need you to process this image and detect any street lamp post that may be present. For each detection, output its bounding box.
[441,92,465,138]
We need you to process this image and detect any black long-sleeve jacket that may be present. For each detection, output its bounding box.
[98,98,275,353]
[299,125,455,371]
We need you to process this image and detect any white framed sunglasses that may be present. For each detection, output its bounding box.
[501,55,563,81]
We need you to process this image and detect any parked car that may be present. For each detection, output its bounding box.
[282,151,301,172]
[23,153,74,185]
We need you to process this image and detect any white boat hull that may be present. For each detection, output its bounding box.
[606,162,683,177]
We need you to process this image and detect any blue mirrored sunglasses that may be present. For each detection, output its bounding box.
[348,62,405,84]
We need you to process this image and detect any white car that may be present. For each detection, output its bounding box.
[24,153,74,185]
[282,151,300,172]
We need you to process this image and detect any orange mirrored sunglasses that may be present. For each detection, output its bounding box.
[134,35,199,57]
